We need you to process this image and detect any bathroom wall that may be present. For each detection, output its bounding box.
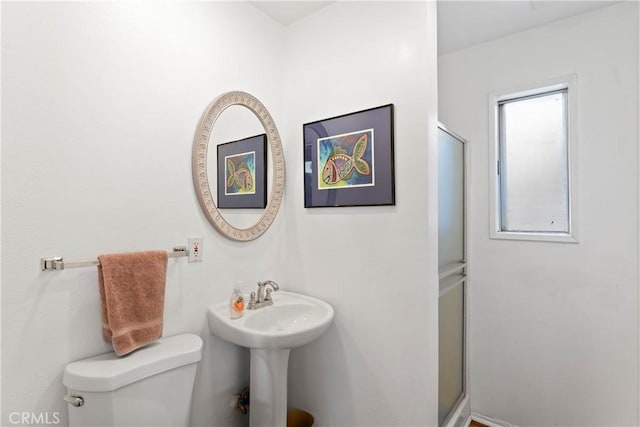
[1,2,288,426]
[281,2,439,426]
[439,3,639,426]
[3,1,440,426]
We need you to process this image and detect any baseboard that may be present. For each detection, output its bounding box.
[444,396,471,427]
[470,412,518,427]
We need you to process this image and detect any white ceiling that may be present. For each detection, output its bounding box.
[437,1,617,55]
[249,0,618,54]
[249,1,334,25]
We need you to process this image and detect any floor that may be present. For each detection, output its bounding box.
[470,421,489,427]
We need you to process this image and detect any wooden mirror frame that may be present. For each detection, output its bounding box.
[192,91,285,241]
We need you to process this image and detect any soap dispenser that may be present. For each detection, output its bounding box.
[229,286,245,319]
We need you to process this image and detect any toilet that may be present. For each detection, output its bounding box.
[63,333,203,427]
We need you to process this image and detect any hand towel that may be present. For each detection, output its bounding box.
[98,250,168,356]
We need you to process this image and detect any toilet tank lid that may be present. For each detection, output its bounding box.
[63,333,203,392]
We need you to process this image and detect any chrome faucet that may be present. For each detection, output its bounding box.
[248,280,280,310]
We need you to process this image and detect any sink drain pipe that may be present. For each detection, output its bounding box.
[231,386,250,415]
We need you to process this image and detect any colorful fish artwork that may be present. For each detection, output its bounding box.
[225,152,256,195]
[317,129,375,189]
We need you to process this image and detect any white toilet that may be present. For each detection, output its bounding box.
[63,333,203,427]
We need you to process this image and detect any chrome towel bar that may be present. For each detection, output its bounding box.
[40,246,187,271]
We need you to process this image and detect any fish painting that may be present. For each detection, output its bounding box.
[321,133,371,185]
[226,157,254,193]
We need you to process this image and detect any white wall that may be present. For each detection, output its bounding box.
[439,3,639,426]
[1,3,287,426]
[281,2,439,426]
[2,1,440,427]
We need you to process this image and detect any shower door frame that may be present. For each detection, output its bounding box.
[438,123,471,427]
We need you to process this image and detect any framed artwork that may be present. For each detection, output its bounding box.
[217,133,267,209]
[303,104,394,207]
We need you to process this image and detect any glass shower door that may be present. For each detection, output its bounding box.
[438,124,467,427]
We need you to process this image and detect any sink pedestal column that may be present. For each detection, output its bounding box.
[249,348,291,427]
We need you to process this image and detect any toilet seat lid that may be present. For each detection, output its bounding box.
[63,333,203,392]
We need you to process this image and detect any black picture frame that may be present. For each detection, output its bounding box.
[217,133,267,209]
[303,104,394,207]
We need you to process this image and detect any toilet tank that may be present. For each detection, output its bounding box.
[63,333,203,427]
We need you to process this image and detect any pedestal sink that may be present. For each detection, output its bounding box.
[208,291,334,427]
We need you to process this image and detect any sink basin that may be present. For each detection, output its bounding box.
[207,291,334,349]
[207,290,334,427]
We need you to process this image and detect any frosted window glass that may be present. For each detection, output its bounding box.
[499,90,569,233]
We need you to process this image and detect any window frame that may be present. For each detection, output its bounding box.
[488,75,579,243]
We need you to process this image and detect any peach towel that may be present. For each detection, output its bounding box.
[98,250,168,356]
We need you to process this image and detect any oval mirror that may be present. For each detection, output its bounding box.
[192,91,285,241]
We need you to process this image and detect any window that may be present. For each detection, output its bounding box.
[489,76,577,242]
